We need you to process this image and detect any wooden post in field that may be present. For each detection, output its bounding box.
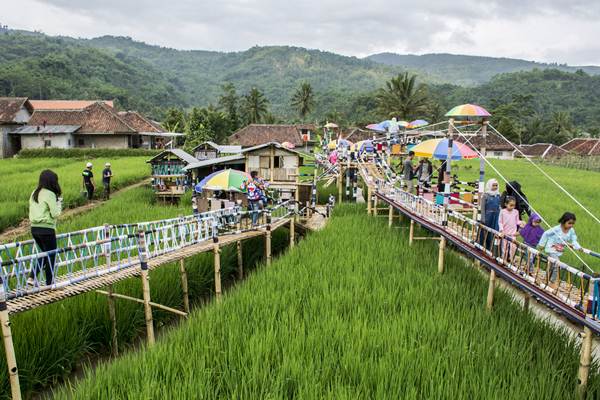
[104,224,118,357]
[523,294,531,312]
[486,269,496,310]
[438,236,446,274]
[578,326,594,399]
[265,227,272,267]
[179,259,190,314]
[236,241,243,279]
[0,281,21,400]
[137,227,155,347]
[388,204,394,228]
[338,165,343,204]
[409,219,415,245]
[213,237,222,302]
[367,186,372,215]
[289,218,295,248]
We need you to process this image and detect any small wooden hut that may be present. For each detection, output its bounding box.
[191,141,242,161]
[147,149,198,201]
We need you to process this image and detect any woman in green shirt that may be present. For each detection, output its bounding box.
[28,170,62,287]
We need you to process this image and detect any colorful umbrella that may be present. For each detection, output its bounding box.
[281,141,295,149]
[407,119,429,129]
[398,120,409,128]
[410,139,478,160]
[445,104,491,117]
[366,123,385,132]
[353,140,374,153]
[195,169,252,193]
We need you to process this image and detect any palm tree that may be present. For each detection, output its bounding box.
[291,82,315,119]
[376,73,429,120]
[242,87,269,124]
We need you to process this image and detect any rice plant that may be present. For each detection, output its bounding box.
[51,204,599,399]
[0,157,149,231]
[0,187,289,399]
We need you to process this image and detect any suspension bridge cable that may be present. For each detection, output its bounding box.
[487,123,600,226]
[452,123,594,272]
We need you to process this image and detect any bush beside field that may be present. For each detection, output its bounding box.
[17,148,161,159]
[51,204,600,399]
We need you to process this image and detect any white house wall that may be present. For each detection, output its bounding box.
[485,150,514,160]
[21,133,73,149]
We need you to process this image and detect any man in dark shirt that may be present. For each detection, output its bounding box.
[82,162,94,201]
[102,162,113,200]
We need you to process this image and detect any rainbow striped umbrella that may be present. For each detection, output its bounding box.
[407,119,429,129]
[195,169,252,193]
[411,139,478,160]
[398,120,410,128]
[445,104,491,117]
[366,123,385,132]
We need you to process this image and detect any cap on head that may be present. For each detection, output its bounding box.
[86,162,93,168]
[105,162,111,167]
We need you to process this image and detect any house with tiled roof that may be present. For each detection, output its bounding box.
[560,138,600,156]
[517,143,569,159]
[0,97,33,157]
[228,124,316,147]
[29,100,114,110]
[9,101,172,151]
[467,135,516,160]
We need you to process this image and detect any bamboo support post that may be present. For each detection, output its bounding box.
[96,290,187,317]
[236,240,243,279]
[438,236,446,274]
[388,204,394,228]
[338,167,343,204]
[409,219,415,245]
[486,270,496,310]
[289,218,295,248]
[107,284,118,357]
[137,228,155,346]
[104,224,118,357]
[179,259,190,314]
[367,186,372,215]
[578,326,594,399]
[265,227,272,266]
[0,286,21,400]
[213,238,222,302]
[523,294,530,312]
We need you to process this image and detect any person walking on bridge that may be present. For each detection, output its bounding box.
[241,171,265,226]
[28,170,62,287]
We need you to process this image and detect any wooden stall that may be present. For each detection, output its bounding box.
[147,149,198,202]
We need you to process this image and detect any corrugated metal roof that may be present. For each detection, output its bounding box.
[147,149,198,164]
[10,125,80,134]
[192,141,242,154]
[183,154,245,171]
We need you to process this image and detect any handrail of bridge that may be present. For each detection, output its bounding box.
[357,160,600,329]
[0,199,298,301]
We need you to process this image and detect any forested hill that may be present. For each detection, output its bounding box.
[367,53,600,86]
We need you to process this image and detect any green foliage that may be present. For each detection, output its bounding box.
[52,205,599,399]
[291,82,316,119]
[161,107,186,133]
[376,72,430,120]
[183,106,231,151]
[241,87,270,124]
[17,148,160,159]
[218,82,240,131]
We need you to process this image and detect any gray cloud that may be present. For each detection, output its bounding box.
[3,0,600,64]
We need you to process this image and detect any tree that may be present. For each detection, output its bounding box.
[183,107,231,150]
[218,82,240,131]
[376,73,429,120]
[161,108,186,132]
[548,111,574,144]
[241,87,269,124]
[291,82,315,119]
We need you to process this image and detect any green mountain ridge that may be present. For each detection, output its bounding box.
[367,52,600,86]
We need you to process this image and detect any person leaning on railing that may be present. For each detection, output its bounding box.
[27,170,62,287]
[538,212,582,281]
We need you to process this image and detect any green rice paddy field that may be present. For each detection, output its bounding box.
[0,157,149,232]
[52,205,600,399]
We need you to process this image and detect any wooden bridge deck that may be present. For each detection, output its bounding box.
[7,218,290,314]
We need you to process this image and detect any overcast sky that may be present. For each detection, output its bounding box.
[4,0,600,65]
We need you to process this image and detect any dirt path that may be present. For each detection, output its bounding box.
[0,179,150,243]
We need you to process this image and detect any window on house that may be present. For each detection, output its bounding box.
[273,156,283,168]
[494,151,503,157]
[44,140,51,148]
[68,139,72,146]
[78,138,85,146]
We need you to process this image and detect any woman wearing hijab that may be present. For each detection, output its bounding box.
[479,178,501,250]
[500,180,531,219]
